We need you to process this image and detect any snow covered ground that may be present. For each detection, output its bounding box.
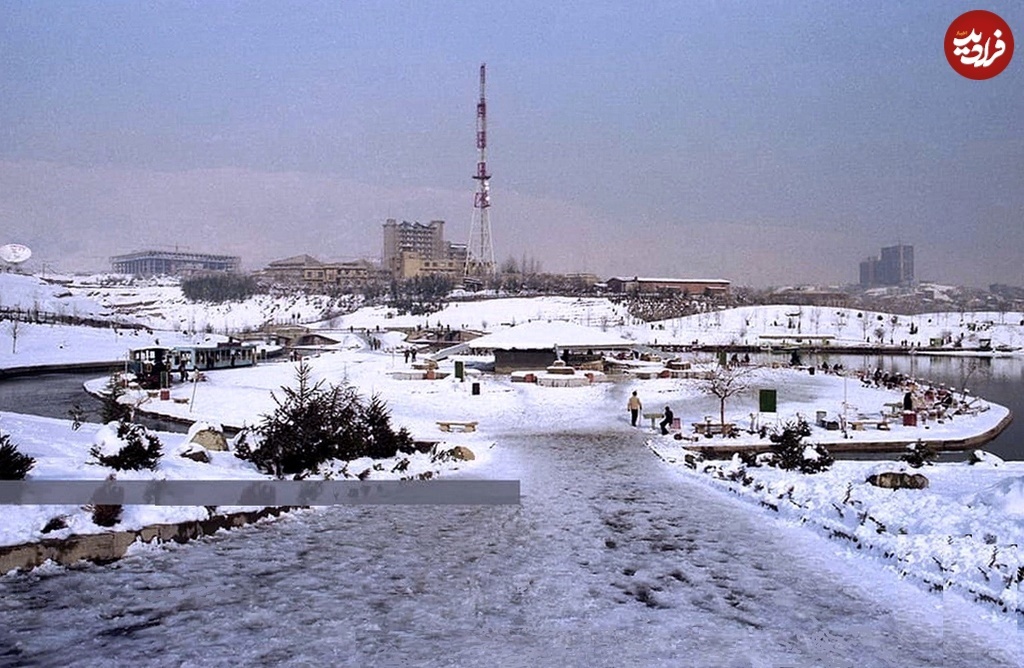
[1,426,1022,666]
[651,441,1024,617]
[2,274,1024,652]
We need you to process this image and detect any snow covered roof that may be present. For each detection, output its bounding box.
[267,254,322,267]
[467,320,635,351]
[607,277,730,284]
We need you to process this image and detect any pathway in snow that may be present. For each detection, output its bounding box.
[1,408,1021,666]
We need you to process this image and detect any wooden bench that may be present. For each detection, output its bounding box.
[173,397,189,405]
[851,419,890,431]
[436,421,478,433]
[693,422,736,436]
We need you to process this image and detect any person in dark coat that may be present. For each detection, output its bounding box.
[660,406,674,435]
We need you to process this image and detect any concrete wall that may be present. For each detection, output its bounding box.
[0,507,295,574]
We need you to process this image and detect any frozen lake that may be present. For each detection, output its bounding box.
[1,410,1020,666]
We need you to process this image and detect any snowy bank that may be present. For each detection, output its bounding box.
[650,440,1024,617]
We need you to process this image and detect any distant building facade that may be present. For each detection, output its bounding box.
[769,287,849,307]
[605,277,731,296]
[382,218,467,279]
[860,244,914,287]
[111,250,240,276]
[262,255,383,290]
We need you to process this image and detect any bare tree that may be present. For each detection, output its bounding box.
[700,364,757,434]
[7,318,20,354]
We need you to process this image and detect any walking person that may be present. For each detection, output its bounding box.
[660,405,674,435]
[627,391,642,427]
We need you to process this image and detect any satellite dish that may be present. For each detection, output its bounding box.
[0,244,32,265]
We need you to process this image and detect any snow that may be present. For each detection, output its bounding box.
[2,276,1024,657]
[466,319,635,350]
[650,440,1024,617]
[973,477,1024,517]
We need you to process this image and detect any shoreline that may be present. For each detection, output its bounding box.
[680,409,1014,458]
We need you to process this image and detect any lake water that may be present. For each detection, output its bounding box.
[778,352,1023,460]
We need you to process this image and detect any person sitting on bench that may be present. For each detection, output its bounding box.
[660,406,674,435]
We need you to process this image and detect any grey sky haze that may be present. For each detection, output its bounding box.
[1,1,1022,287]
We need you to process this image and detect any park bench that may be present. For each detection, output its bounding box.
[693,422,736,436]
[850,419,890,431]
[436,421,478,433]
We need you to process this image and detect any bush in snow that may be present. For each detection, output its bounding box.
[900,440,938,468]
[91,503,122,527]
[767,419,834,474]
[89,419,163,471]
[248,362,413,478]
[968,449,1003,466]
[0,431,35,480]
[232,428,253,461]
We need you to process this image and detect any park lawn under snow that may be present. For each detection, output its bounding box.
[0,406,489,551]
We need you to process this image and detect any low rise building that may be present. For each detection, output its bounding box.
[605,277,730,296]
[111,250,240,276]
[263,255,382,290]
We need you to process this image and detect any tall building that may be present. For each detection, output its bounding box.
[879,244,914,286]
[859,244,913,287]
[859,257,879,287]
[382,219,464,279]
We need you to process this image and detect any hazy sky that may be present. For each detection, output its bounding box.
[1,1,1022,287]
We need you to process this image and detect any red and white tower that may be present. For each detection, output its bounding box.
[465,63,495,279]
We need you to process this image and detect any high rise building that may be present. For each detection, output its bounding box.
[859,244,914,287]
[879,244,914,286]
[859,256,879,287]
[382,219,465,279]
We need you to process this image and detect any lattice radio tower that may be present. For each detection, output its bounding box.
[465,63,495,280]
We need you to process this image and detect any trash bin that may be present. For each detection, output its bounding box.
[471,382,480,396]
[671,417,681,431]
[159,389,170,401]
[815,410,827,427]
[902,411,917,427]
[808,366,816,375]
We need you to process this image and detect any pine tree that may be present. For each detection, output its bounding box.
[0,432,35,480]
[89,419,163,471]
[250,362,413,477]
[768,419,834,474]
[361,394,414,460]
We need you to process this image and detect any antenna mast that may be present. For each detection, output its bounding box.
[465,63,495,280]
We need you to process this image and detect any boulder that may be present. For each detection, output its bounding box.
[190,428,228,452]
[180,444,211,464]
[866,471,929,490]
[433,445,476,463]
